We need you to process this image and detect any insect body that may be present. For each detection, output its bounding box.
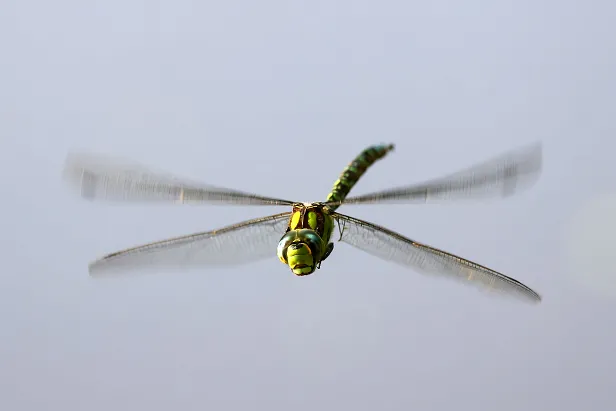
[277,203,335,275]
[63,142,543,304]
[278,144,394,275]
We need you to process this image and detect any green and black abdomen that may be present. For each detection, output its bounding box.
[326,143,394,209]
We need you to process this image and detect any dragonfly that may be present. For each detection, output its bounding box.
[62,142,543,304]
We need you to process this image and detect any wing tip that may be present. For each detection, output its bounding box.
[87,259,112,277]
[61,151,103,200]
[516,141,543,171]
[528,289,542,304]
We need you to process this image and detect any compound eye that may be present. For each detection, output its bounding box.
[301,231,322,257]
[277,232,295,263]
[277,230,323,264]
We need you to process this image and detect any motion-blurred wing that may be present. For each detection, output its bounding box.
[329,142,542,206]
[89,212,292,276]
[63,151,295,206]
[332,212,541,303]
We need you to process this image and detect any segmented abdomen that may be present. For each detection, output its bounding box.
[325,143,395,209]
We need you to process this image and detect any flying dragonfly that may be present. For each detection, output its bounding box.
[62,143,543,304]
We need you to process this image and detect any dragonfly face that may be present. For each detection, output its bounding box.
[277,229,323,275]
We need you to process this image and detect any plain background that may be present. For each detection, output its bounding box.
[2,1,616,410]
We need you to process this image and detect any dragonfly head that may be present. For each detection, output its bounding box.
[277,229,324,276]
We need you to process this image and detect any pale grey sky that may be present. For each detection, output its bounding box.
[2,1,616,410]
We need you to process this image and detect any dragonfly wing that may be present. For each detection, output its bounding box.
[63,151,295,206]
[332,142,542,205]
[88,212,292,276]
[331,212,541,303]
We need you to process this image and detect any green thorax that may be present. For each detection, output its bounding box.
[325,143,395,210]
[286,203,335,249]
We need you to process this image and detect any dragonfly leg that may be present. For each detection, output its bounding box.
[317,243,334,269]
[336,218,346,241]
[322,243,334,261]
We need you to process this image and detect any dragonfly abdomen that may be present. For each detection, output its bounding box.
[326,144,394,209]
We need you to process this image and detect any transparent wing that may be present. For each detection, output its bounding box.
[62,151,295,206]
[328,142,542,206]
[88,212,292,276]
[331,212,541,303]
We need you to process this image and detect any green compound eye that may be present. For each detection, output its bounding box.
[276,229,323,267]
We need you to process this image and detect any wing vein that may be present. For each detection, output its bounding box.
[331,211,541,303]
[63,152,295,206]
[89,212,292,276]
[328,142,542,206]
